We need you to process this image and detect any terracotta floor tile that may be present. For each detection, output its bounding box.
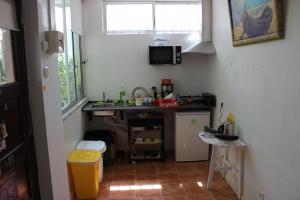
[115,166,136,176]
[136,174,157,179]
[136,165,156,175]
[136,197,162,200]
[211,192,238,200]
[188,191,215,200]
[109,190,136,199]
[156,164,177,174]
[136,188,161,197]
[161,183,186,196]
[162,195,189,200]
[175,162,200,168]
[112,175,136,185]
[95,156,237,200]
[101,181,112,190]
[182,182,206,195]
[157,173,181,184]
[210,179,233,193]
[181,173,208,183]
[136,174,159,184]
[176,166,200,176]
[97,188,110,200]
[196,161,210,168]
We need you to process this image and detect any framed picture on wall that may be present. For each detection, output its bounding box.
[228,0,284,46]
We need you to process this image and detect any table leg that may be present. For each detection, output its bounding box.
[207,145,217,189]
[238,148,245,199]
[222,147,230,178]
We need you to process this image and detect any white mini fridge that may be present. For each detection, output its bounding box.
[175,112,210,161]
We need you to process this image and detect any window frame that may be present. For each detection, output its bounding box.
[61,33,84,114]
[71,32,84,102]
[103,1,202,35]
[55,0,85,113]
[103,1,155,35]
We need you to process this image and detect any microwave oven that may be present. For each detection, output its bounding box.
[149,46,181,65]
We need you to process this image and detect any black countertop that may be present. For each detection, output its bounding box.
[82,101,213,112]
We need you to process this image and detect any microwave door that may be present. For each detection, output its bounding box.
[149,46,173,64]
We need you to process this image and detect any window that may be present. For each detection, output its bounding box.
[155,3,202,32]
[0,28,15,85]
[55,0,84,110]
[104,1,202,34]
[106,4,153,32]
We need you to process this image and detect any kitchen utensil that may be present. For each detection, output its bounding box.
[135,98,144,106]
[214,134,239,141]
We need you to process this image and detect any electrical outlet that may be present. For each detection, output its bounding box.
[259,193,265,200]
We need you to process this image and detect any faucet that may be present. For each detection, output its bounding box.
[131,87,149,99]
[102,92,106,102]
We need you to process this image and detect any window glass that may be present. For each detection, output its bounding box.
[65,1,76,103]
[55,0,84,110]
[155,3,202,32]
[55,0,69,107]
[106,4,153,32]
[54,0,64,33]
[0,28,15,85]
[73,33,83,99]
[104,2,202,34]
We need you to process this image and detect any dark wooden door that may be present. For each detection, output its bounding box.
[0,0,40,199]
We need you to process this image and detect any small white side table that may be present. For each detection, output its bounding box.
[199,131,246,199]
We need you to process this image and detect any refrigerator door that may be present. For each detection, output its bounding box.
[175,112,210,161]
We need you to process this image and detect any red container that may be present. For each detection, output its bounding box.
[154,98,177,108]
[161,79,172,85]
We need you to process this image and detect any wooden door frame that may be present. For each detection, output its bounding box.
[0,0,41,198]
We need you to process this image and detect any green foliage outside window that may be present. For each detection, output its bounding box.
[58,53,69,107]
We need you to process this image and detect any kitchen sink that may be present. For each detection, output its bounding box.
[92,102,115,108]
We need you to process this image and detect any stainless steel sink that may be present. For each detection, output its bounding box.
[92,102,115,108]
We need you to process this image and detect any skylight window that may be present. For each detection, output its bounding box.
[104,1,202,34]
[106,4,153,32]
[155,3,202,33]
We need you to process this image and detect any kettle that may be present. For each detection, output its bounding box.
[218,123,234,135]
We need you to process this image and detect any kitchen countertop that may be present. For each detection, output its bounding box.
[82,101,214,113]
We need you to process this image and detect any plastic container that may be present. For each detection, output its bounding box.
[76,140,106,182]
[84,130,116,166]
[68,150,100,199]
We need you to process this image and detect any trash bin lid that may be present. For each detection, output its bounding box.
[76,140,106,153]
[68,150,100,163]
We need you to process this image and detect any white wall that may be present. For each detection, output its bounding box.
[82,0,211,153]
[22,0,71,199]
[71,0,83,35]
[63,0,86,156]
[83,0,210,101]
[208,1,300,200]
[63,104,87,156]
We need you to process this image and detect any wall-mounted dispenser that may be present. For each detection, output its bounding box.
[44,31,64,54]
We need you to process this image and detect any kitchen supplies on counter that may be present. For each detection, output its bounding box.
[161,79,174,98]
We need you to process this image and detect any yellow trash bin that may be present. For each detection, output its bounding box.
[68,150,101,199]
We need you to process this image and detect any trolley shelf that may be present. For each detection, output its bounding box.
[127,112,165,163]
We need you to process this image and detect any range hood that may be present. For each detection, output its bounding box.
[182,41,216,54]
[183,0,216,54]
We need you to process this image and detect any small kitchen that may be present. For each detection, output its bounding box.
[2,0,295,199]
[63,0,245,199]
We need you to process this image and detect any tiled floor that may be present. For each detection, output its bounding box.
[95,155,238,200]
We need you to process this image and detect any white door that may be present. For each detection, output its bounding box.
[175,112,210,161]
